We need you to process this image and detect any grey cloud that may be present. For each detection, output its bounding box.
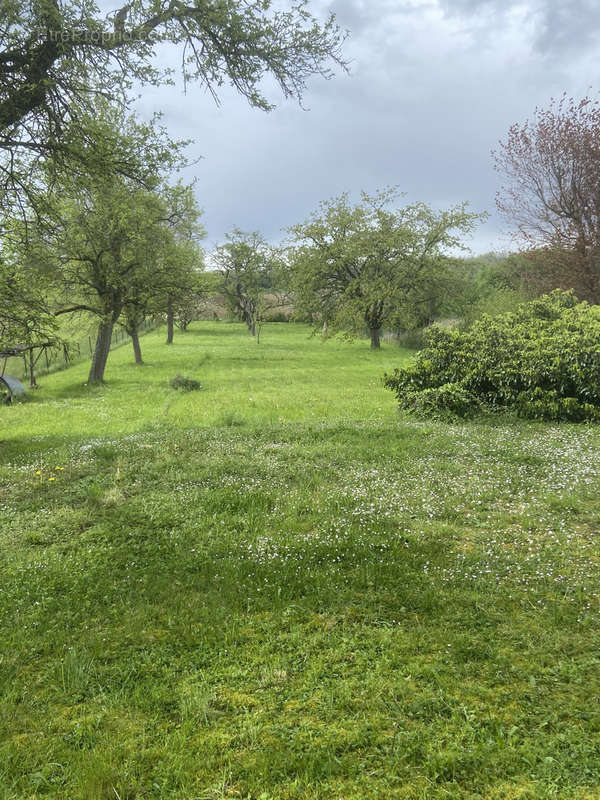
[437,0,600,56]
[129,0,600,255]
[533,0,600,55]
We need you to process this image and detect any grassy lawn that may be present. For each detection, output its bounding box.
[1,322,599,799]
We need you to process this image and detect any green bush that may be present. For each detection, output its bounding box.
[170,374,202,392]
[400,383,480,420]
[384,290,600,421]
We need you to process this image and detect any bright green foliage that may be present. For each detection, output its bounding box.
[385,290,600,420]
[36,177,202,379]
[215,229,287,340]
[0,254,58,352]
[15,109,204,381]
[287,189,484,348]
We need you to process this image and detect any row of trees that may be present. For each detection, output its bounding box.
[0,0,349,384]
[3,0,599,382]
[2,108,206,384]
[2,178,486,393]
[211,190,482,349]
[7,87,599,382]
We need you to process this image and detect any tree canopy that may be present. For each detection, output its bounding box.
[0,0,348,208]
[287,189,484,348]
[494,94,600,304]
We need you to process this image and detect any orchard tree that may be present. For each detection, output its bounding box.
[160,238,205,346]
[494,94,600,303]
[23,161,203,381]
[287,189,483,349]
[173,271,213,332]
[122,233,204,362]
[76,183,201,379]
[118,182,205,352]
[215,229,286,341]
[0,0,347,211]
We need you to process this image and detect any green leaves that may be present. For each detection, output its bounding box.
[215,229,286,339]
[287,189,485,346]
[385,290,600,421]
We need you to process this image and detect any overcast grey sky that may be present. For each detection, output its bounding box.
[128,0,600,254]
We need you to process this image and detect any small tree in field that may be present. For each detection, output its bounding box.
[121,238,204,363]
[120,184,205,354]
[215,230,286,341]
[174,272,212,332]
[287,189,483,348]
[494,94,600,303]
[162,238,206,346]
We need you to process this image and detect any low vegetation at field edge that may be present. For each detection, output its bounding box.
[1,323,599,799]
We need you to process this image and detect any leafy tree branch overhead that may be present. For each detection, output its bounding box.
[0,0,348,202]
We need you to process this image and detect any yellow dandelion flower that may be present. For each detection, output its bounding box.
[48,477,56,482]
[35,470,41,475]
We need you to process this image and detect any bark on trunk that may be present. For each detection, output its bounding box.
[370,326,382,350]
[166,297,174,345]
[322,320,329,339]
[131,329,143,365]
[88,321,114,383]
[28,351,38,389]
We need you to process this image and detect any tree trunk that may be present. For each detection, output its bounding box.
[28,351,38,389]
[131,329,143,365]
[88,321,114,383]
[322,320,328,339]
[166,296,174,344]
[370,326,382,350]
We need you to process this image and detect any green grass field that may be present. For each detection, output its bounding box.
[1,323,599,799]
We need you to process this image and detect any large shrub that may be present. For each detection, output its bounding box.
[384,290,600,421]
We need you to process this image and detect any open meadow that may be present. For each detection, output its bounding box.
[1,322,600,799]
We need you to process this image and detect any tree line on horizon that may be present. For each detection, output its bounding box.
[1,3,599,386]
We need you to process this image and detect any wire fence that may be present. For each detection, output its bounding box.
[4,318,159,382]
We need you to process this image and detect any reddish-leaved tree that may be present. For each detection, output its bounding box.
[494,94,600,303]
